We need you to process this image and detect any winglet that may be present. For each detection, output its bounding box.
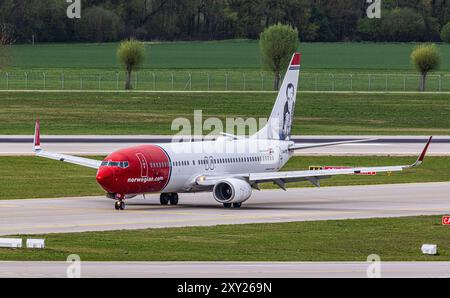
[33,119,41,151]
[411,136,432,167]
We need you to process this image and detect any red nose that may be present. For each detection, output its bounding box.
[96,167,115,190]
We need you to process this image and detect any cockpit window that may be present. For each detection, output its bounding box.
[101,161,129,168]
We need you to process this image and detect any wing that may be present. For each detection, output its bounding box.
[196,136,432,189]
[288,138,378,151]
[33,120,102,170]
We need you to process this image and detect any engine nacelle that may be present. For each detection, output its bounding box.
[213,178,252,204]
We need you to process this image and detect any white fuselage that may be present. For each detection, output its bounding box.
[157,138,294,193]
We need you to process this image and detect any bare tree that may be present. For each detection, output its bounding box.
[0,24,15,69]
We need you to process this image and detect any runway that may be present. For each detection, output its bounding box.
[1,135,449,156]
[0,261,449,278]
[0,182,449,236]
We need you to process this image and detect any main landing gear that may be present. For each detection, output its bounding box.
[223,203,242,208]
[160,193,179,206]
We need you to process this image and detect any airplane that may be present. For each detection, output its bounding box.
[32,53,433,210]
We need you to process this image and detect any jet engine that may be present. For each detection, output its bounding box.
[213,178,252,204]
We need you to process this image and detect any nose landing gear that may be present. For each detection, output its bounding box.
[114,200,125,210]
[113,194,126,210]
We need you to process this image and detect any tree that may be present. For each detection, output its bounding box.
[441,22,450,42]
[77,6,123,43]
[117,39,146,90]
[410,44,441,92]
[315,0,364,41]
[381,8,426,42]
[0,24,14,69]
[260,24,299,90]
[356,18,382,41]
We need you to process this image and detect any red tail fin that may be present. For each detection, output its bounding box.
[34,119,41,151]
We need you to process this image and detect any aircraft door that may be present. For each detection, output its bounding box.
[135,153,149,177]
[275,146,283,169]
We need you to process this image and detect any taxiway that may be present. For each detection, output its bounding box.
[0,182,448,236]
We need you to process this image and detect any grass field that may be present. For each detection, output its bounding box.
[2,156,449,200]
[4,40,450,91]
[8,40,450,72]
[0,91,449,135]
[0,215,447,261]
[4,41,450,91]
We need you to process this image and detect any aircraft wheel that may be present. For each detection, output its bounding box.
[119,201,125,210]
[233,203,242,208]
[115,201,125,210]
[169,193,179,205]
[223,203,232,208]
[160,194,169,205]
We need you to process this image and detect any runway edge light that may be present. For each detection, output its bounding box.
[421,244,437,255]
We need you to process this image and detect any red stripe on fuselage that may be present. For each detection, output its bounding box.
[96,145,171,195]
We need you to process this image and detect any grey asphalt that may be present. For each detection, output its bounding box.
[0,261,449,278]
[1,135,449,156]
[0,182,449,236]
